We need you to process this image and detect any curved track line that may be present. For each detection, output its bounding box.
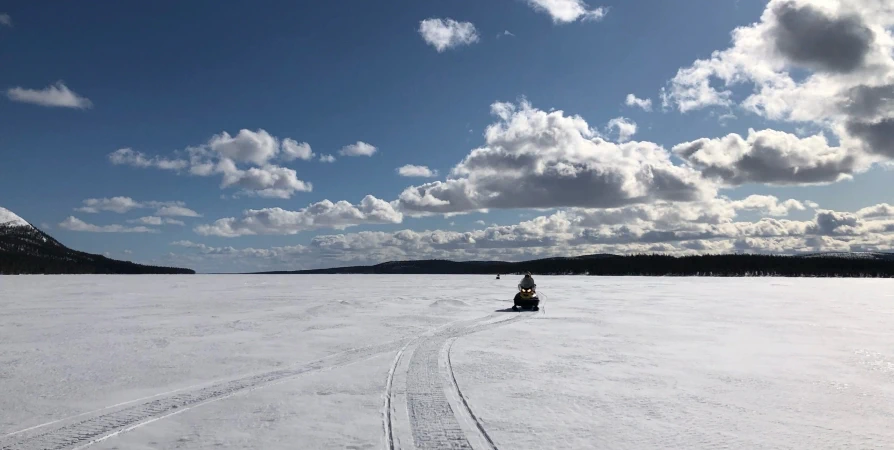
[445,337,498,450]
[396,310,539,449]
[2,378,237,439]
[382,317,471,450]
[1,338,411,450]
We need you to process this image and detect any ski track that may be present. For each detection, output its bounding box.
[394,311,539,450]
[382,317,474,450]
[444,338,498,450]
[0,339,409,450]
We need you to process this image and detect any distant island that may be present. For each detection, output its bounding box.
[255,252,894,278]
[1,207,194,275]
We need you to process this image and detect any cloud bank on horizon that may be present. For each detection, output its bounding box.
[4,0,894,272]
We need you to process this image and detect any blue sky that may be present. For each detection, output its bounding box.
[2,0,893,272]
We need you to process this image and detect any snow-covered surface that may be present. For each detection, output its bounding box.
[0,206,30,227]
[1,275,893,449]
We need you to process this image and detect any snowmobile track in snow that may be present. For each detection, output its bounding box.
[386,311,540,450]
[0,339,411,450]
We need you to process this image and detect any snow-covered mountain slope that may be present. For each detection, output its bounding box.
[0,207,59,255]
[0,206,193,274]
[0,206,31,228]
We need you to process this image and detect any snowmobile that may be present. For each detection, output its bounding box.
[496,274,501,279]
[512,283,540,311]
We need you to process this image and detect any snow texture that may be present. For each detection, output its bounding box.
[0,207,29,228]
[1,275,892,449]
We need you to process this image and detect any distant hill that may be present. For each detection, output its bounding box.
[256,252,894,278]
[0,207,194,275]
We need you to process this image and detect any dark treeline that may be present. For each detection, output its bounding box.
[259,253,894,278]
[0,252,196,275]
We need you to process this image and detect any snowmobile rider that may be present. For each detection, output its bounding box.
[519,273,536,291]
[513,272,539,311]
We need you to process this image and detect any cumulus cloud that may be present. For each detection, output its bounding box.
[418,18,479,52]
[76,197,143,214]
[606,117,637,142]
[856,203,894,219]
[195,195,403,237]
[396,99,713,216]
[281,139,314,161]
[154,205,201,217]
[397,165,438,177]
[127,216,164,226]
[126,216,186,226]
[770,1,875,74]
[7,81,92,109]
[672,128,858,186]
[208,129,279,166]
[338,141,378,157]
[108,128,314,198]
[625,94,652,111]
[169,199,894,271]
[730,195,806,216]
[216,160,312,199]
[661,0,894,165]
[319,154,336,163]
[524,0,608,23]
[59,217,158,233]
[75,198,201,218]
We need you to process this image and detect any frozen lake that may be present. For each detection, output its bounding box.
[1,275,893,449]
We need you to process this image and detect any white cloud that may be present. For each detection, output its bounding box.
[124,216,186,226]
[0,13,11,27]
[673,128,859,186]
[524,0,607,23]
[75,198,201,218]
[195,195,403,237]
[59,217,158,233]
[856,203,894,219]
[216,160,312,199]
[498,30,515,38]
[397,164,438,177]
[338,141,378,157]
[396,99,713,215]
[418,18,479,52]
[108,148,189,170]
[606,117,637,142]
[7,81,92,109]
[319,154,336,163]
[281,139,314,161]
[208,129,279,166]
[76,197,143,214]
[625,94,652,111]
[730,195,806,216]
[661,0,894,164]
[169,198,894,271]
[154,205,201,217]
[108,129,314,199]
[127,216,163,226]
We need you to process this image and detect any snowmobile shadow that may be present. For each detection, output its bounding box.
[494,307,517,313]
